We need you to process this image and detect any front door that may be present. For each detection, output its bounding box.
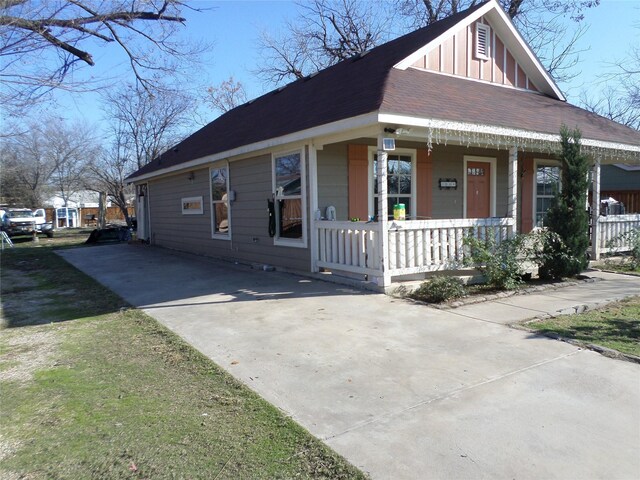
[466,161,491,218]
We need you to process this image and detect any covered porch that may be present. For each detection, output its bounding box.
[308,123,640,289]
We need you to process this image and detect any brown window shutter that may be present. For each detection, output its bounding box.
[348,144,369,219]
[416,148,432,219]
[520,157,534,232]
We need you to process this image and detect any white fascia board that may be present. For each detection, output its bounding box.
[394,0,565,102]
[394,1,494,71]
[127,112,379,183]
[378,113,640,161]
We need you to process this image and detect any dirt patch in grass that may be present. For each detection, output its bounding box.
[526,296,640,358]
[0,328,60,383]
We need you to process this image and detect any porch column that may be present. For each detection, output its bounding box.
[309,144,320,272]
[377,135,391,287]
[508,146,518,236]
[591,160,601,261]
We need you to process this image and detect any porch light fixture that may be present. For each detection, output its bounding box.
[382,138,396,151]
[188,171,195,182]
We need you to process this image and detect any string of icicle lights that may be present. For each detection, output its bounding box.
[424,124,640,163]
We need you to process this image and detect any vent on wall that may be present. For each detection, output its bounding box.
[475,23,490,60]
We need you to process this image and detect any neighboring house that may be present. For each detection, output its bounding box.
[127,0,640,289]
[44,190,110,209]
[599,165,640,213]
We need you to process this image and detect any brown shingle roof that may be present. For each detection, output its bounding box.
[129,1,639,180]
[381,68,640,145]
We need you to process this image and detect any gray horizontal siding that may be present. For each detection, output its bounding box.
[149,167,215,255]
[148,155,310,272]
[318,143,349,221]
[229,154,310,271]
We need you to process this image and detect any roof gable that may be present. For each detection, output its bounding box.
[394,0,564,100]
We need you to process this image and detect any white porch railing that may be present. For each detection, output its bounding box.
[316,221,382,275]
[596,214,640,253]
[387,217,516,275]
[315,217,516,278]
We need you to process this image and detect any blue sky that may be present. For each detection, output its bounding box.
[45,0,639,134]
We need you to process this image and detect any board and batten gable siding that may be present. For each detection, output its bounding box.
[318,143,350,220]
[412,15,539,92]
[147,167,219,255]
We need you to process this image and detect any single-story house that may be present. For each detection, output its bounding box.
[127,0,640,289]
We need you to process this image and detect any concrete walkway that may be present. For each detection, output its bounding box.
[59,245,640,480]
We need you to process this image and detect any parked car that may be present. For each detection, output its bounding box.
[1,208,54,237]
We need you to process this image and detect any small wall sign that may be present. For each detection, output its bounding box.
[182,196,204,215]
[438,178,458,190]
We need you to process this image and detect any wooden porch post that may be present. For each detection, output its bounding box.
[309,144,320,272]
[591,160,601,261]
[377,135,391,288]
[508,146,518,235]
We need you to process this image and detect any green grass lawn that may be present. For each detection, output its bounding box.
[528,296,640,358]
[0,235,366,479]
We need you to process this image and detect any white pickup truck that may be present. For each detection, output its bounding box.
[1,208,54,237]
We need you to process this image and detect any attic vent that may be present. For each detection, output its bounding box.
[475,23,490,60]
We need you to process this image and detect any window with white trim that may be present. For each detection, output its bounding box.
[210,165,230,237]
[369,149,416,220]
[273,150,305,244]
[535,163,561,227]
[475,23,490,60]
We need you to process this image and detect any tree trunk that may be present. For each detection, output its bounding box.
[118,190,132,227]
[98,191,107,228]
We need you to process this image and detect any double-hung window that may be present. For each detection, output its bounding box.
[211,164,230,237]
[273,150,306,246]
[369,149,415,220]
[535,162,561,227]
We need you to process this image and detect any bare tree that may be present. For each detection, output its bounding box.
[102,84,193,170]
[206,76,248,114]
[46,121,98,207]
[89,129,135,226]
[0,0,204,111]
[0,123,56,206]
[581,38,640,130]
[258,0,598,86]
[97,84,193,225]
[256,0,388,85]
[0,118,97,207]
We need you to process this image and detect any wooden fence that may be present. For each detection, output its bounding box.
[44,207,135,227]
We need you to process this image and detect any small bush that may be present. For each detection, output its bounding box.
[605,228,640,271]
[411,276,466,303]
[463,230,526,290]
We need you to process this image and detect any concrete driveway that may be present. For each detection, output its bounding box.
[59,245,640,480]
